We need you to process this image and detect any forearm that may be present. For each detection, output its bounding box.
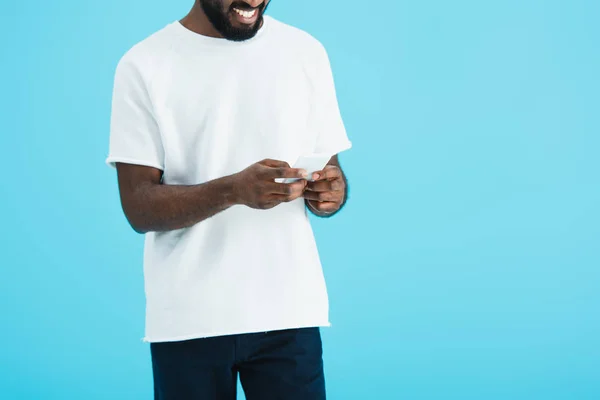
[122,175,238,233]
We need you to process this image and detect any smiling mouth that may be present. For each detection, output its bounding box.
[230,3,261,24]
[233,7,257,19]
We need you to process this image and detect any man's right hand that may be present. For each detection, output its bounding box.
[232,159,309,210]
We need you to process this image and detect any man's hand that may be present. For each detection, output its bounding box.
[232,159,309,210]
[304,164,346,215]
[115,158,309,234]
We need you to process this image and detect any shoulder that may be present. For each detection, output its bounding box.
[265,16,329,57]
[114,23,178,81]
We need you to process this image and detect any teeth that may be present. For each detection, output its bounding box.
[233,8,257,18]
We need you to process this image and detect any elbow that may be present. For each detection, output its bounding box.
[128,217,149,234]
[123,209,150,234]
[131,223,149,235]
[118,177,160,234]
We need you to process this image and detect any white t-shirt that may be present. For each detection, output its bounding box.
[106,16,352,342]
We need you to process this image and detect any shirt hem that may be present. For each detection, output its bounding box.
[141,321,332,343]
[105,156,164,170]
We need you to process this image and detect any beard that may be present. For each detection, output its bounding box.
[200,0,269,42]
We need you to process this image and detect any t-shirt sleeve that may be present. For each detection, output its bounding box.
[105,55,165,170]
[312,43,352,156]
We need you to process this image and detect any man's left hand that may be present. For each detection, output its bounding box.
[304,165,346,214]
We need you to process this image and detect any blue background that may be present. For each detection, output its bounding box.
[2,0,599,399]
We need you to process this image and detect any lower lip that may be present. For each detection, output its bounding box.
[231,9,259,25]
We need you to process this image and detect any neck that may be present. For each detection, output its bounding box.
[180,3,223,39]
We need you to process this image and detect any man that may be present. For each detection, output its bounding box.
[106,0,352,398]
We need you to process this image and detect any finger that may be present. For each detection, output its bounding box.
[303,190,342,203]
[311,165,342,181]
[260,159,291,168]
[267,182,307,203]
[272,190,305,203]
[308,200,339,213]
[260,201,279,210]
[306,178,344,192]
[264,167,309,180]
[266,181,306,196]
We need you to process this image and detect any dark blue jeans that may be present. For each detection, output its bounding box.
[150,327,326,400]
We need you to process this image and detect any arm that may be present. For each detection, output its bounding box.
[117,160,309,234]
[304,155,348,218]
[116,163,237,233]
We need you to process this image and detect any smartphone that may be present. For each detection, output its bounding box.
[276,153,332,184]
